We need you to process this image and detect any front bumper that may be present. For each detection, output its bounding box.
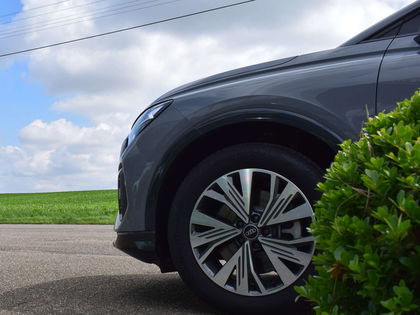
[113,231,159,264]
[114,105,188,233]
[114,166,160,265]
[113,105,190,272]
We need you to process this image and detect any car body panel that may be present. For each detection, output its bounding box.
[116,105,194,232]
[378,34,420,112]
[114,1,420,271]
[117,38,392,233]
[157,56,297,100]
[118,38,389,233]
[156,38,392,148]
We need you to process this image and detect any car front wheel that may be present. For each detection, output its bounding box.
[168,143,323,313]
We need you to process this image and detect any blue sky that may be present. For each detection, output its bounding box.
[0,0,89,146]
[1,60,54,145]
[0,0,413,193]
[0,0,27,146]
[0,0,21,23]
[0,60,90,145]
[1,0,56,146]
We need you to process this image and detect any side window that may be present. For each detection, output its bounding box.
[366,11,420,42]
[398,13,420,36]
[372,26,400,40]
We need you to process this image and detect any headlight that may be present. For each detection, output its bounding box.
[128,100,172,145]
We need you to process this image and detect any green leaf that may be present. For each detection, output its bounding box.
[296,90,420,314]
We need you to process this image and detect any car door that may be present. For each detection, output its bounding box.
[377,10,420,112]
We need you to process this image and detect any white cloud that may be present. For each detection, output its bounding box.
[0,0,415,192]
[0,119,121,192]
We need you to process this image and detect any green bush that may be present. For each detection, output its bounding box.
[296,91,420,315]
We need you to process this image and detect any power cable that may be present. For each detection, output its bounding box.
[5,0,120,24]
[0,0,72,19]
[0,0,255,58]
[0,0,164,38]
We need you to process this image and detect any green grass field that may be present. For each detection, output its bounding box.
[0,190,118,224]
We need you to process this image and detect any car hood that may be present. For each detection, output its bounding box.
[154,45,352,102]
[155,55,298,101]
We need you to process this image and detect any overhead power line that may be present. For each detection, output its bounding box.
[0,0,72,19]
[0,0,255,59]
[2,0,109,24]
[0,0,175,39]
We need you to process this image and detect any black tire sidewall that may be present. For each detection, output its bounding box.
[168,143,323,313]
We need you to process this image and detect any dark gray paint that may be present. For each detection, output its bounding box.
[378,34,420,111]
[115,105,195,231]
[163,38,393,142]
[115,1,420,267]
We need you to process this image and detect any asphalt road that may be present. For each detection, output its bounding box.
[0,225,220,315]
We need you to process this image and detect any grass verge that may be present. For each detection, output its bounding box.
[0,190,117,224]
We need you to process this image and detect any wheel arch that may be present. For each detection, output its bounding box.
[149,111,343,272]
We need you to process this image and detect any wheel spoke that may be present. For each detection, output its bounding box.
[191,210,236,230]
[260,235,315,246]
[246,244,267,294]
[204,175,249,222]
[259,236,313,266]
[191,211,241,263]
[269,203,313,226]
[258,182,300,227]
[258,173,278,226]
[213,242,265,295]
[239,169,253,216]
[261,250,296,286]
[259,236,313,286]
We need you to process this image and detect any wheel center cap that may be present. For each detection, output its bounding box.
[242,224,259,240]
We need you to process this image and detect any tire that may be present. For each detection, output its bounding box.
[168,143,323,314]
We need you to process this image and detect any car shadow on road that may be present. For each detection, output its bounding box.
[0,273,314,314]
[0,273,221,314]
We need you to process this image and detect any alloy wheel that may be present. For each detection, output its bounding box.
[189,168,315,296]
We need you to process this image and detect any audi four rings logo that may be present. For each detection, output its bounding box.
[244,226,258,238]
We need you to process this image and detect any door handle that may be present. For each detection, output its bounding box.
[414,35,420,45]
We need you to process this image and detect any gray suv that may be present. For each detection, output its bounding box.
[114,2,420,313]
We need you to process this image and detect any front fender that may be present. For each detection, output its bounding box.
[145,98,348,230]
